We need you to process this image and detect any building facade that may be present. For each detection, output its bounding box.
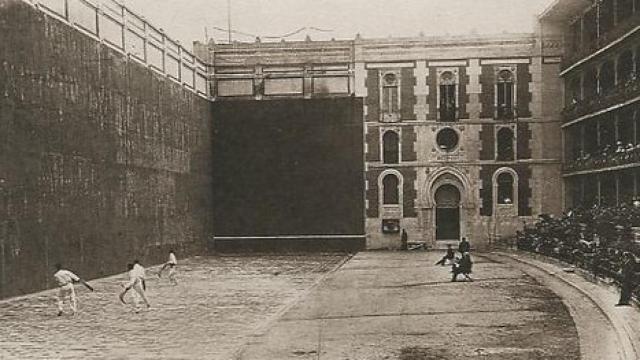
[539,0,640,210]
[195,31,564,250]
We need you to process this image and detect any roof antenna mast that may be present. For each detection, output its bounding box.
[227,0,232,43]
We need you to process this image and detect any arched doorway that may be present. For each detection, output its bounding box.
[435,184,461,241]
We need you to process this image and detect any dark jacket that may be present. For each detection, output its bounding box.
[445,248,455,259]
[458,240,470,253]
[458,255,473,274]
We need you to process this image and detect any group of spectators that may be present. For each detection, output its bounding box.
[566,141,640,172]
[516,203,640,302]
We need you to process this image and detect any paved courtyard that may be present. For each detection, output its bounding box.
[0,254,346,360]
[238,252,581,360]
[1,251,636,360]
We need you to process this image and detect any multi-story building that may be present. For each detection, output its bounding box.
[194,31,564,250]
[540,0,640,209]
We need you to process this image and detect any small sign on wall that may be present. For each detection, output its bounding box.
[382,219,400,234]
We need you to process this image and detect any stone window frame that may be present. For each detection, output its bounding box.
[379,70,402,122]
[494,66,518,120]
[492,167,519,208]
[432,125,462,155]
[378,169,404,218]
[436,67,459,122]
[495,124,517,161]
[381,127,402,164]
[435,126,461,153]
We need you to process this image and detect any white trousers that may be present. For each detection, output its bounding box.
[168,266,177,284]
[57,283,77,313]
[128,279,150,309]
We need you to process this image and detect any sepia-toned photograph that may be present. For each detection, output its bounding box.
[1,0,640,358]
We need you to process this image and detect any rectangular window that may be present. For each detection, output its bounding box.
[381,86,399,114]
[497,82,513,119]
[569,20,581,53]
[439,84,456,121]
[584,8,597,44]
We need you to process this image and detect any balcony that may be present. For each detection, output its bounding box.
[562,75,640,123]
[564,143,640,174]
[562,12,640,72]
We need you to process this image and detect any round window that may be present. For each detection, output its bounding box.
[436,128,459,152]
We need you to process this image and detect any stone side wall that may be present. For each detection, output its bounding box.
[0,1,214,298]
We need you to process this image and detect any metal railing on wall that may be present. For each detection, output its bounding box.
[23,0,210,98]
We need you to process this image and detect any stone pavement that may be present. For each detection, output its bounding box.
[0,254,347,360]
[4,250,636,360]
[490,251,640,360]
[237,251,580,360]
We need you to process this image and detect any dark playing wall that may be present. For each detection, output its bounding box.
[211,98,365,252]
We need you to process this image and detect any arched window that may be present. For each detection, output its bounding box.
[383,174,399,205]
[618,50,634,84]
[584,66,598,98]
[439,71,457,121]
[497,70,514,119]
[382,131,400,164]
[381,73,399,115]
[497,172,515,205]
[584,7,597,44]
[599,60,615,95]
[568,76,581,104]
[496,128,515,161]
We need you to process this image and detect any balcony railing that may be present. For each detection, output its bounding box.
[564,143,640,173]
[562,12,640,71]
[562,75,640,122]
[23,0,209,97]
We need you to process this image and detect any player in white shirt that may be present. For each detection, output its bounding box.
[158,250,178,285]
[119,263,150,312]
[53,263,93,316]
[132,260,146,291]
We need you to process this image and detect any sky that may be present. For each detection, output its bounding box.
[124,0,556,48]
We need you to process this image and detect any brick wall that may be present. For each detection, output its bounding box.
[427,67,438,120]
[400,168,417,218]
[480,65,495,118]
[517,63,532,118]
[0,1,214,299]
[479,124,496,160]
[366,169,382,218]
[517,122,533,160]
[366,69,380,122]
[458,66,470,119]
[401,127,417,162]
[400,68,416,120]
[365,127,380,162]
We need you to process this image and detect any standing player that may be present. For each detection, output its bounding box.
[119,263,150,312]
[158,250,178,285]
[53,263,93,316]
[132,260,146,291]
